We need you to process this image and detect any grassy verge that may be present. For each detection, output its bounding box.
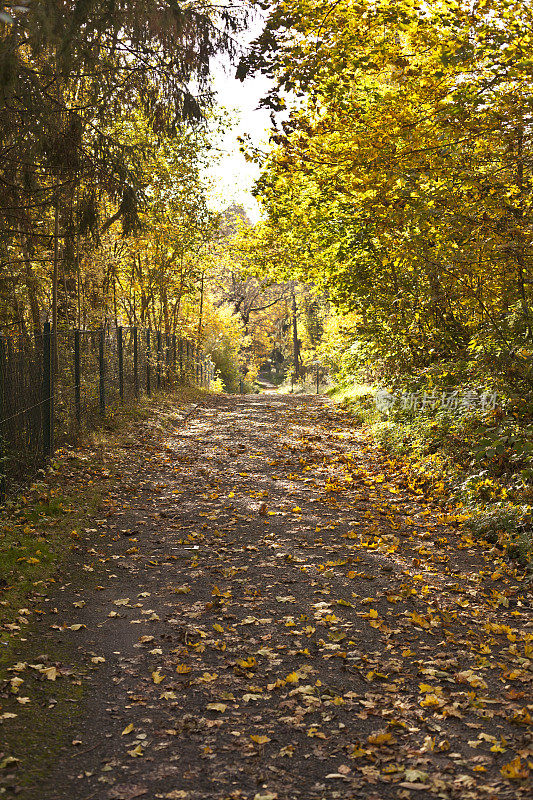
[0,386,209,634]
[329,380,533,567]
[0,386,211,794]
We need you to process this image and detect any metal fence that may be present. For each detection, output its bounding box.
[0,324,214,499]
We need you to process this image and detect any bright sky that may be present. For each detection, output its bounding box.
[206,13,273,223]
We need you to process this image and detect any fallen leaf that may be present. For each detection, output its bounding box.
[206,703,227,713]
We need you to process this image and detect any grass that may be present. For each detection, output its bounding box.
[0,636,85,796]
[0,486,101,630]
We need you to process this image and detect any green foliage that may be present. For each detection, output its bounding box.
[464,504,533,565]
[210,337,243,394]
[332,377,533,563]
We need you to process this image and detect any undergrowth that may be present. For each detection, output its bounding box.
[330,380,533,566]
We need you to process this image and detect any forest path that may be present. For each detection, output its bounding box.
[4,393,531,800]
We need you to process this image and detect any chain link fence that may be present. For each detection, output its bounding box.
[0,325,214,499]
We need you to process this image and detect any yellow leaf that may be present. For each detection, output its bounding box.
[206,702,227,713]
[501,756,530,781]
[127,745,143,757]
[367,732,394,746]
[420,693,444,709]
[409,611,429,628]
[197,672,218,683]
[213,623,224,633]
[292,507,302,513]
[237,656,256,669]
[152,671,165,684]
[285,671,299,684]
[250,735,271,744]
[307,727,326,739]
[175,664,191,674]
[43,666,57,681]
[121,724,134,736]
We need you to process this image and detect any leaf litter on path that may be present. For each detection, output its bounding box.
[1,394,531,799]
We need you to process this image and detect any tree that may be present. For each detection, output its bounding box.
[0,1,244,329]
[243,0,533,390]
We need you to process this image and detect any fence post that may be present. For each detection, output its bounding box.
[74,329,81,425]
[118,326,124,402]
[42,322,54,460]
[316,364,320,395]
[0,335,6,500]
[156,331,162,389]
[146,330,151,396]
[172,334,177,385]
[166,334,171,386]
[239,377,243,395]
[133,327,139,398]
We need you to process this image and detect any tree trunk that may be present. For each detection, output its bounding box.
[292,290,300,378]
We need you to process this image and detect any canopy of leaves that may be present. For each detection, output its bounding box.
[244,0,533,403]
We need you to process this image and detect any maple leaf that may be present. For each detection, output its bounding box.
[501,756,530,781]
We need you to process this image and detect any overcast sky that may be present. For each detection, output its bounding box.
[206,11,272,223]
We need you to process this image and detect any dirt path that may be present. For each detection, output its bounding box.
[1,394,532,800]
